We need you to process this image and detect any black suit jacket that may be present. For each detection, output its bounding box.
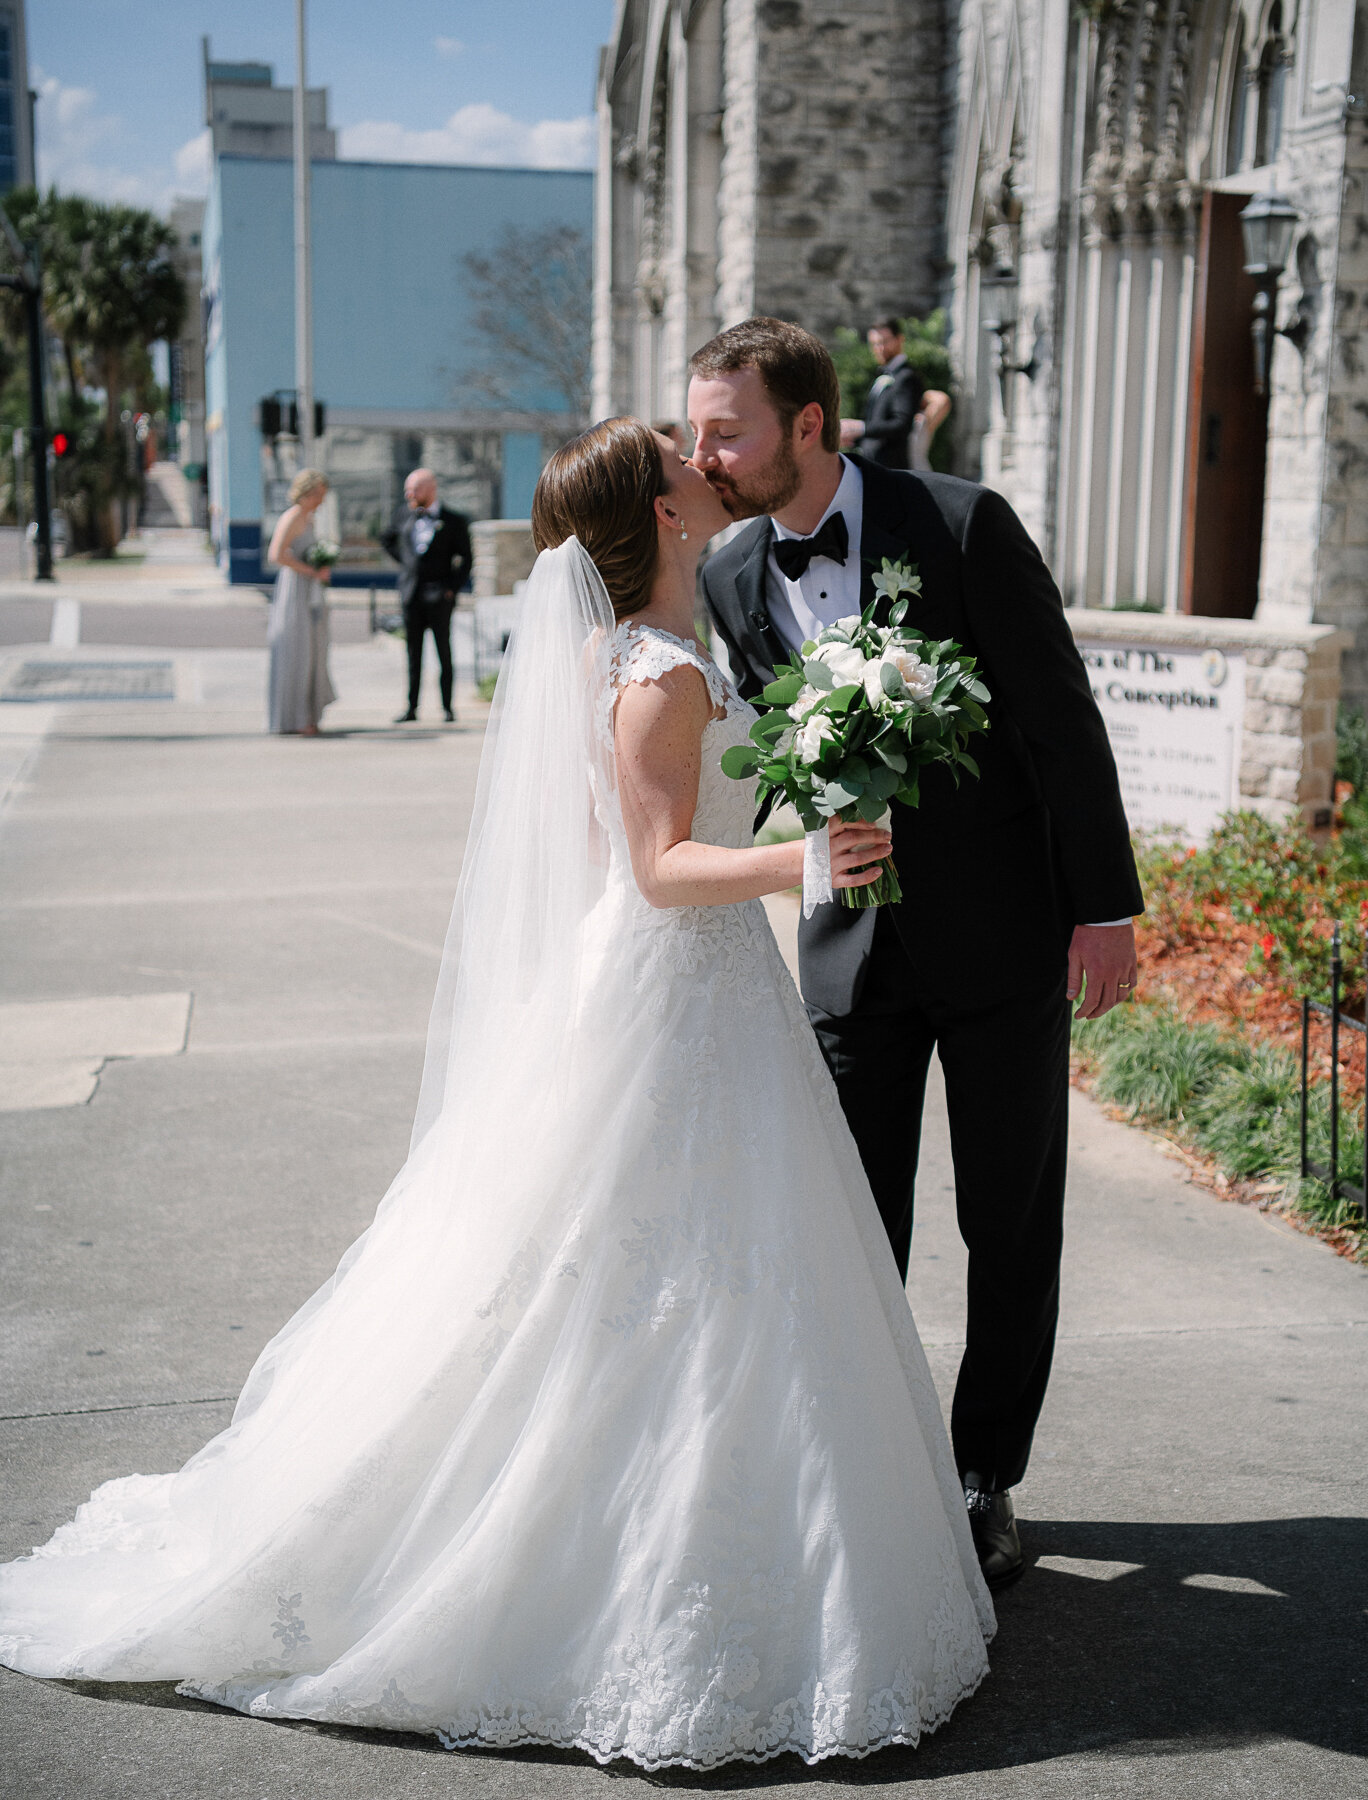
[700,459,1143,1015]
[860,360,924,469]
[380,504,473,607]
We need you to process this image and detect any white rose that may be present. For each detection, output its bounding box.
[863,646,937,708]
[811,640,868,688]
[788,683,824,720]
[833,614,864,635]
[794,713,836,764]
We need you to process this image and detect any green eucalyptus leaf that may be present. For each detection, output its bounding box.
[720,745,761,779]
[958,751,980,779]
[855,792,887,822]
[803,658,835,691]
[867,762,901,799]
[888,597,909,626]
[761,671,804,706]
[822,781,861,808]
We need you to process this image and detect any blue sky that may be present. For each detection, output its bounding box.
[31,0,615,212]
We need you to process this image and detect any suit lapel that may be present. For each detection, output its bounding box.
[731,523,789,675]
[856,460,916,620]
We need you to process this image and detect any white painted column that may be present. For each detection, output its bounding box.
[1163,235,1197,611]
[1133,245,1166,606]
[1101,245,1133,609]
[1071,238,1105,606]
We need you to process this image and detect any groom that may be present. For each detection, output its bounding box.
[689,318,1142,1589]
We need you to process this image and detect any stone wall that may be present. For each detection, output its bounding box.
[743,0,947,333]
[471,520,537,599]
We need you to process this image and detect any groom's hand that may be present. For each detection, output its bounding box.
[1068,922,1138,1019]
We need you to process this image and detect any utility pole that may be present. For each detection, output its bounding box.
[0,209,52,580]
[293,0,315,468]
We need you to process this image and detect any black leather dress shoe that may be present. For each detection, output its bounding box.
[443,707,456,723]
[394,709,418,724]
[963,1475,1025,1590]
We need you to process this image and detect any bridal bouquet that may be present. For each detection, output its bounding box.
[720,559,991,909]
[305,539,341,571]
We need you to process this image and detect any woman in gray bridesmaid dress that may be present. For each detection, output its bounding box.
[267,467,337,736]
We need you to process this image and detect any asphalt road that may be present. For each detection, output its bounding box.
[0,621,1365,1800]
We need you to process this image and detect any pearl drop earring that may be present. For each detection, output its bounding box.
[680,528,688,541]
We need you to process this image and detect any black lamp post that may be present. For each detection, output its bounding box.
[1239,190,1300,398]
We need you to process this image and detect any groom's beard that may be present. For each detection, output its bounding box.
[706,436,801,521]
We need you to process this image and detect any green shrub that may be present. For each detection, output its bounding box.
[1190,1042,1300,1177]
[476,672,499,702]
[1092,1012,1240,1122]
[1074,996,1365,1256]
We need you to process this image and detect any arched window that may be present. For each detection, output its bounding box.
[1255,3,1289,166]
[1223,16,1248,176]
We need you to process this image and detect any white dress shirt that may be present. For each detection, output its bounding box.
[767,455,865,654]
[410,505,439,558]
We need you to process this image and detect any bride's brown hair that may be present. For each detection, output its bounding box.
[532,418,667,622]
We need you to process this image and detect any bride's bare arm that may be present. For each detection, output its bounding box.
[614,663,892,910]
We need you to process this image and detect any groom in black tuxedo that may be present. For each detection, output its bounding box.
[689,318,1143,1588]
[380,468,473,724]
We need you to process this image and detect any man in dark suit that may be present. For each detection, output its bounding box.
[380,468,473,724]
[839,318,950,470]
[689,318,1143,1590]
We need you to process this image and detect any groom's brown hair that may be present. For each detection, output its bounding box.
[688,318,842,454]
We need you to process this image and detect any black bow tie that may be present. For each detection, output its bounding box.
[773,511,848,581]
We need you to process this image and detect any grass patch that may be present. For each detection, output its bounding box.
[1073,1001,1366,1260]
[476,673,499,703]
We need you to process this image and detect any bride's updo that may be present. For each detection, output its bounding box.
[532,418,667,621]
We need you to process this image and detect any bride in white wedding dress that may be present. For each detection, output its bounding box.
[0,420,992,1769]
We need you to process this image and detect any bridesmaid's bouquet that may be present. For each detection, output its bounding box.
[721,559,991,909]
[305,539,341,571]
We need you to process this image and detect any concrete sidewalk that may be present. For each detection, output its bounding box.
[0,627,1365,1800]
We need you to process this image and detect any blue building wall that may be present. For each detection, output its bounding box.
[204,156,592,582]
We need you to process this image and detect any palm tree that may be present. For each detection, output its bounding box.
[1,188,186,550]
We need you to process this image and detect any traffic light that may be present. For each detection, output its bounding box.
[258,397,325,439]
[51,430,70,458]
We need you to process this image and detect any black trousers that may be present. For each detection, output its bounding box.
[808,909,1071,1492]
[404,597,455,711]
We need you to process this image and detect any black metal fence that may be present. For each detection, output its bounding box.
[1299,922,1368,1221]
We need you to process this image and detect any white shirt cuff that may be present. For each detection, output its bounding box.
[1083,918,1134,929]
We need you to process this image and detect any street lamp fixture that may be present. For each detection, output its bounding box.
[979,262,1038,400]
[1239,190,1300,398]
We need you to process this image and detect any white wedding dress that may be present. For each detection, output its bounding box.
[0,543,992,1770]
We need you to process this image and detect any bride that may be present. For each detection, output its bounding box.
[0,419,992,1770]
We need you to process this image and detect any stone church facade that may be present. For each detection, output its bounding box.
[594,0,1368,706]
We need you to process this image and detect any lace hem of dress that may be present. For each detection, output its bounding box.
[177,1654,991,1773]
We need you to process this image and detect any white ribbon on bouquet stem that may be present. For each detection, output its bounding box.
[802,810,892,919]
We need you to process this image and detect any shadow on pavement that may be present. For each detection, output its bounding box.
[45,1515,1367,1788]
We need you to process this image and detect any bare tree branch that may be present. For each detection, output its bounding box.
[460,224,591,425]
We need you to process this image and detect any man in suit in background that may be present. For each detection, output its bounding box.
[381,468,473,724]
[840,318,951,470]
[690,317,1142,1592]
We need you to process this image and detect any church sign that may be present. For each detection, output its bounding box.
[1076,639,1246,843]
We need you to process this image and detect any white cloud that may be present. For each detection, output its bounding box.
[434,36,465,57]
[339,103,595,170]
[33,72,209,212]
[172,130,212,194]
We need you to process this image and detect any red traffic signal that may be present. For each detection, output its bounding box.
[51,431,70,457]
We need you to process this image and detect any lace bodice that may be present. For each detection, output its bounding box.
[601,621,757,856]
